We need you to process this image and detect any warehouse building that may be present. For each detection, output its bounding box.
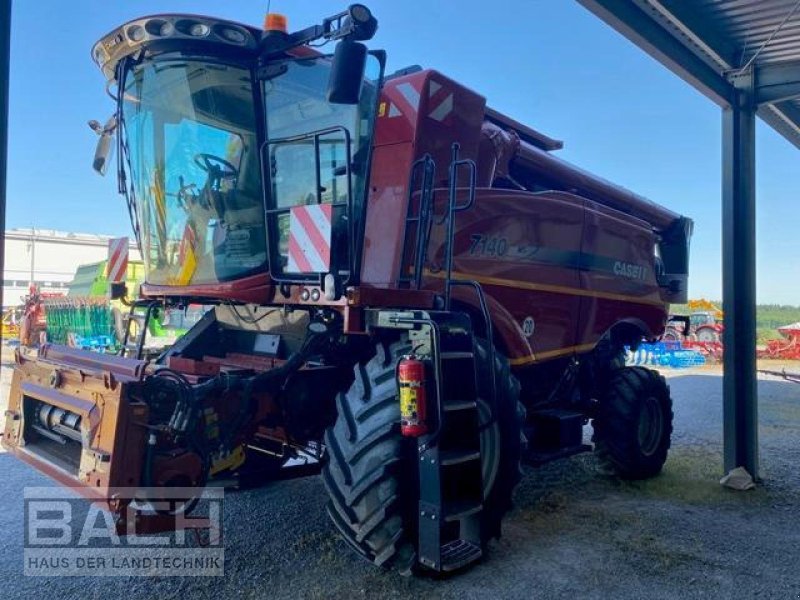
[2,228,140,307]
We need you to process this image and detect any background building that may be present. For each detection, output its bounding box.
[3,228,140,307]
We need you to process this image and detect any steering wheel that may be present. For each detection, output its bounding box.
[193,153,238,181]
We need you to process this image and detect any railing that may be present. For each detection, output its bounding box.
[441,143,497,417]
[398,154,436,289]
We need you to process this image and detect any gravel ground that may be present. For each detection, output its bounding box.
[0,351,798,599]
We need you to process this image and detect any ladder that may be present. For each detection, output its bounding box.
[387,143,499,571]
[119,300,158,359]
[416,312,485,572]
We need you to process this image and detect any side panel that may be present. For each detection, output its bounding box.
[361,70,485,286]
[578,200,667,345]
[425,189,585,365]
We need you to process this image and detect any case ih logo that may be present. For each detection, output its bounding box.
[23,487,224,577]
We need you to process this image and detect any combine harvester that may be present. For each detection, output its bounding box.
[2,6,694,574]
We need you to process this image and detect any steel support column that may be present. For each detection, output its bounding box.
[721,79,758,478]
[0,0,10,329]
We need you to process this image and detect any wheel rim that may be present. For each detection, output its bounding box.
[696,328,719,342]
[477,399,501,499]
[637,396,664,457]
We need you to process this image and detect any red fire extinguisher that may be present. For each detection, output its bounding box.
[398,355,428,437]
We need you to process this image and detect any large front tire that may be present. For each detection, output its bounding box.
[322,337,524,573]
[322,339,417,572]
[592,366,673,479]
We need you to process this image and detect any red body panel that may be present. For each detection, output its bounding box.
[137,68,675,368]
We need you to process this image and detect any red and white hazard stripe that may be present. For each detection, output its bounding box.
[287,205,333,273]
[107,236,129,283]
[427,79,454,122]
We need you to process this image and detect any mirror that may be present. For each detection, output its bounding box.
[90,115,117,176]
[327,40,367,104]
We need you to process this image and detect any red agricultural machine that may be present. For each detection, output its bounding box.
[18,284,66,347]
[758,322,800,360]
[663,298,723,362]
[664,299,723,343]
[2,6,692,574]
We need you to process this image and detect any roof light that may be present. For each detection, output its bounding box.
[264,13,288,33]
[189,22,210,37]
[219,26,247,44]
[127,25,145,42]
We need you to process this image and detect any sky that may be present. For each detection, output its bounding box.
[6,0,800,304]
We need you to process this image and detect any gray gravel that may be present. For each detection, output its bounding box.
[0,366,798,599]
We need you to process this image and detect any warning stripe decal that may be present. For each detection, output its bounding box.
[287,205,333,273]
[107,236,129,283]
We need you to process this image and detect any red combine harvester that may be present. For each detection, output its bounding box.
[2,7,692,573]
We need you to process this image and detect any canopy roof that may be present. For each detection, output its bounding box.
[578,0,800,149]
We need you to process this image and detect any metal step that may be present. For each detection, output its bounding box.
[440,539,482,572]
[442,399,477,412]
[440,449,481,466]
[440,351,475,360]
[443,499,482,523]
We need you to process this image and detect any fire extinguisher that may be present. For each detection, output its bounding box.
[398,355,428,437]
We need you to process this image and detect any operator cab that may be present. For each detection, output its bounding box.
[90,7,383,298]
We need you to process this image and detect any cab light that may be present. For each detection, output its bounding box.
[264,13,288,33]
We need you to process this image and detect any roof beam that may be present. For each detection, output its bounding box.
[576,0,733,107]
[648,0,740,69]
[752,61,800,105]
[758,103,800,150]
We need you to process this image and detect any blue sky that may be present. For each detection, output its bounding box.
[6,1,800,304]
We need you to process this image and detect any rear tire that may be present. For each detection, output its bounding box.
[474,339,525,543]
[322,337,524,573]
[592,366,673,480]
[695,326,720,343]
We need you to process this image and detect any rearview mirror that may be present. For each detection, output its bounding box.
[327,40,367,104]
[89,115,117,176]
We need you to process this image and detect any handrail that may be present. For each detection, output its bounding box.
[442,143,497,420]
[398,154,436,289]
[444,143,477,310]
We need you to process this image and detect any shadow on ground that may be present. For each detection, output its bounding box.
[0,372,797,599]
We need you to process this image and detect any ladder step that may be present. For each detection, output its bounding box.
[440,449,481,466]
[440,351,474,360]
[440,539,482,572]
[443,500,482,522]
[442,400,477,412]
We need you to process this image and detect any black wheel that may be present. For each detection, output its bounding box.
[323,338,417,572]
[473,338,526,543]
[592,366,673,480]
[322,337,524,573]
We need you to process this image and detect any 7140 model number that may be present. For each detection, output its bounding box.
[469,235,508,257]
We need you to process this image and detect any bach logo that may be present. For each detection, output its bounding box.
[23,487,224,577]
